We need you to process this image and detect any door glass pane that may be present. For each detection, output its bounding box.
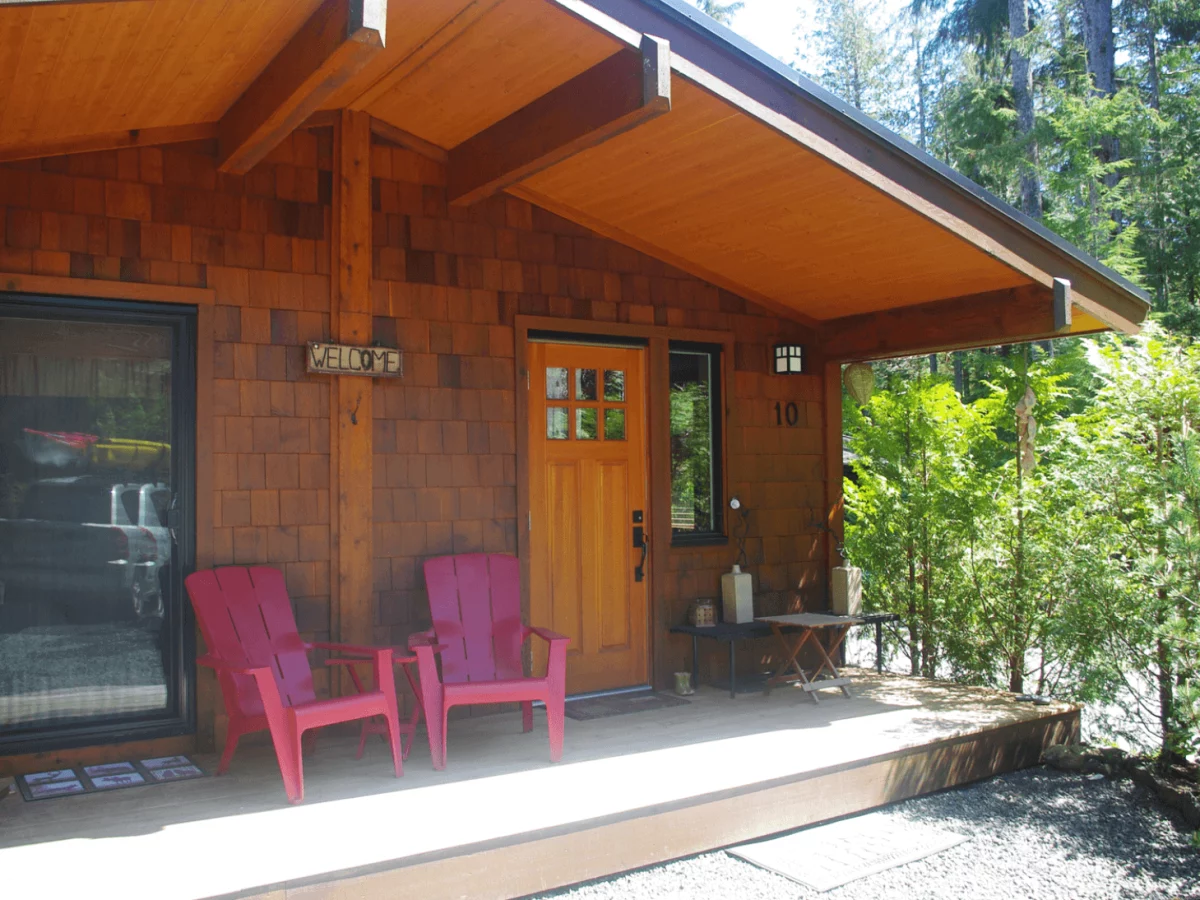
[546,407,569,439]
[0,315,175,734]
[546,367,568,400]
[670,350,716,534]
[604,370,625,402]
[575,368,597,401]
[604,408,626,441]
[576,407,598,440]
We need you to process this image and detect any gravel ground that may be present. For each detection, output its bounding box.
[532,768,1200,900]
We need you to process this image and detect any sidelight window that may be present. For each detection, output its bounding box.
[669,343,724,544]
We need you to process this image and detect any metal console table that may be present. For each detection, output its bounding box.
[670,611,901,698]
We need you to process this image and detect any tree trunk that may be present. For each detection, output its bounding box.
[1145,10,1166,307]
[1146,16,1161,111]
[1009,653,1025,693]
[953,352,965,396]
[1082,0,1120,194]
[1081,0,1116,96]
[1008,0,1041,218]
[1157,634,1175,764]
[913,19,928,152]
[907,543,920,676]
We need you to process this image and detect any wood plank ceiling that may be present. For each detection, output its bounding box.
[0,0,1065,324]
[0,0,324,148]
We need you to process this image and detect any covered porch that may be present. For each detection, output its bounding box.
[1,673,1077,900]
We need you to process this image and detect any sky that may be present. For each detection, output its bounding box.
[719,0,911,72]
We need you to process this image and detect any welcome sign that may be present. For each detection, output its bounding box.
[307,342,402,377]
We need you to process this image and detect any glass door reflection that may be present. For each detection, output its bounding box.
[0,305,190,747]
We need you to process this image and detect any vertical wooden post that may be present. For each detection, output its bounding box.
[822,359,844,611]
[647,336,672,691]
[331,109,374,674]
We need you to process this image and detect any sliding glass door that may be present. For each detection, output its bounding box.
[0,295,195,752]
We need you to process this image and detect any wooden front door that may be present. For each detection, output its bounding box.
[528,341,649,694]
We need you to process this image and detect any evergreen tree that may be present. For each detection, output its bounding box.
[800,0,900,121]
[693,0,743,26]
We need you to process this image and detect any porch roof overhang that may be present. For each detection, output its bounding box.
[0,0,1150,357]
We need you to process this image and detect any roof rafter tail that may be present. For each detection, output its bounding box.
[447,34,671,206]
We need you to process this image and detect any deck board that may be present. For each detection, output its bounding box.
[0,673,1077,900]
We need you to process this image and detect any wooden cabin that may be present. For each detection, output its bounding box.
[0,1,1145,888]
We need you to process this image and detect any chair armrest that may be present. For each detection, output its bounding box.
[524,628,569,684]
[407,630,448,653]
[199,656,287,723]
[197,655,270,677]
[525,626,570,644]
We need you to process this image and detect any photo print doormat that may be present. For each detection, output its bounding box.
[16,755,206,801]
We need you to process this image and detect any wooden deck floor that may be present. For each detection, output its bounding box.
[0,672,1078,900]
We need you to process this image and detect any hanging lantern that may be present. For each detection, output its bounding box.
[843,362,875,406]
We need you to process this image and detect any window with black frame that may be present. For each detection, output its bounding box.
[669,343,724,544]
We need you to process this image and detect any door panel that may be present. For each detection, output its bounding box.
[529,342,648,694]
[596,461,630,651]
[546,461,582,647]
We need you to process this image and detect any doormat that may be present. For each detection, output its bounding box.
[728,812,968,892]
[16,755,206,801]
[564,690,690,721]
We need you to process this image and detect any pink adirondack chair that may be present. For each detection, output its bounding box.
[185,566,405,804]
[411,553,569,770]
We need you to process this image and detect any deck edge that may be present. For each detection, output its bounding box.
[227,705,1079,900]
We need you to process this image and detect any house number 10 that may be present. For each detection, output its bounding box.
[774,401,799,427]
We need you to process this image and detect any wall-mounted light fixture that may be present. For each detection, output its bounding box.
[773,343,805,375]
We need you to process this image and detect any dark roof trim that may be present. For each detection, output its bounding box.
[576,0,1150,318]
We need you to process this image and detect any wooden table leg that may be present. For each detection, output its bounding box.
[810,626,853,698]
[765,625,822,703]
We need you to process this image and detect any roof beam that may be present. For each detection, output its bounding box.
[819,285,1105,362]
[447,35,671,207]
[217,0,387,175]
[0,123,216,164]
[369,117,448,164]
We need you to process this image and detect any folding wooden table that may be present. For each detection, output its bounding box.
[757,613,863,703]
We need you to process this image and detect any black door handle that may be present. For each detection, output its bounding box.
[634,531,649,583]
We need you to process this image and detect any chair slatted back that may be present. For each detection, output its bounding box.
[186,566,316,713]
[423,554,523,684]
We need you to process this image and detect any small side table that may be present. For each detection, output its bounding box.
[669,621,772,698]
[757,613,862,702]
[331,654,425,759]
